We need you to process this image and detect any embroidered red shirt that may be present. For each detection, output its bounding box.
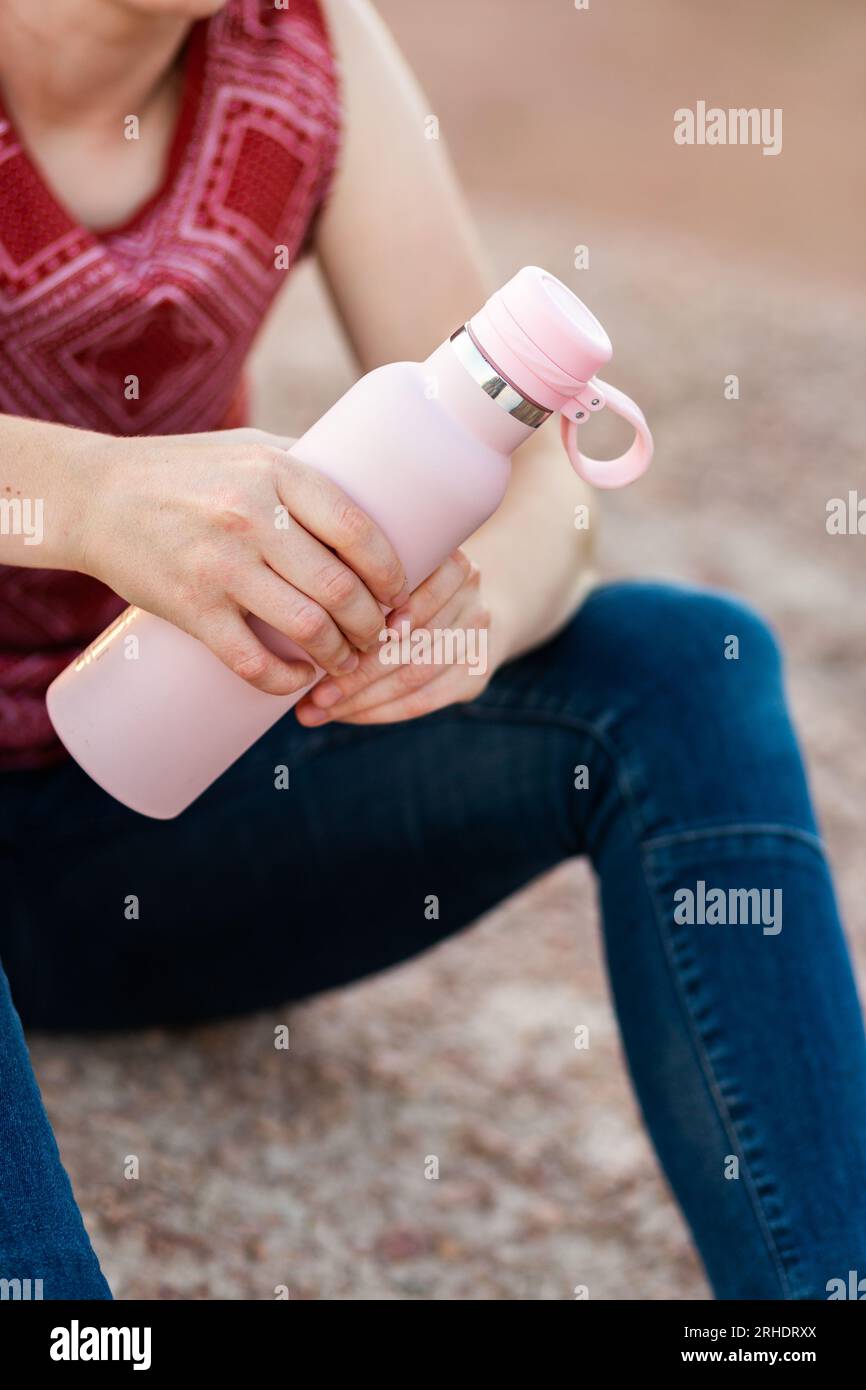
[0,0,340,768]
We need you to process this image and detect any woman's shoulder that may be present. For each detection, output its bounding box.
[208,0,340,84]
[200,0,342,178]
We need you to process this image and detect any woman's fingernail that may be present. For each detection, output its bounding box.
[389,608,411,629]
[390,582,411,607]
[339,651,360,672]
[300,706,328,725]
[313,681,344,708]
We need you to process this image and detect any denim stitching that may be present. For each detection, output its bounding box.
[642,822,825,855]
[640,839,806,1298]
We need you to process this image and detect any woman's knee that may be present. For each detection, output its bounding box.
[570,581,818,829]
[570,580,783,713]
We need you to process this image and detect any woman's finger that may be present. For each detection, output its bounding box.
[388,550,474,631]
[195,603,317,696]
[300,587,488,721]
[298,636,389,708]
[232,564,360,678]
[275,454,409,608]
[328,666,471,726]
[300,553,478,711]
[261,511,387,652]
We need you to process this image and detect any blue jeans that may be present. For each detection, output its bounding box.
[2,581,865,1300]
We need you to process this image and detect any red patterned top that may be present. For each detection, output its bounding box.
[0,0,340,768]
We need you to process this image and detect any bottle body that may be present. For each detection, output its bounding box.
[46,265,654,820]
[46,347,526,818]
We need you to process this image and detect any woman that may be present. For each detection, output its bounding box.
[0,0,864,1301]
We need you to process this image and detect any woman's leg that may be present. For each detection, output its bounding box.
[1,623,584,1300]
[540,582,866,1300]
[3,580,865,1298]
[0,962,111,1298]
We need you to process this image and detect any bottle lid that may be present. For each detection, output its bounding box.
[468,266,653,489]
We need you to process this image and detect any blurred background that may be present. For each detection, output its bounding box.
[36,0,865,1298]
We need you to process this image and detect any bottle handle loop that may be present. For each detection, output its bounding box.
[560,377,653,489]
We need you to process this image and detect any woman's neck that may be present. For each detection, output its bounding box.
[0,0,191,133]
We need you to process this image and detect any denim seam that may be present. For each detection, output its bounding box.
[454,698,801,1297]
[642,822,825,855]
[640,842,805,1299]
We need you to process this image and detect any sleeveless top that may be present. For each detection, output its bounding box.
[0,0,341,768]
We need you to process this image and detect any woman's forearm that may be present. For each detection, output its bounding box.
[0,414,102,570]
[1,407,596,683]
[462,428,599,665]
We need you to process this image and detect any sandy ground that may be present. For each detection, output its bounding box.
[26,1,865,1300]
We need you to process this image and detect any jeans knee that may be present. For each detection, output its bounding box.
[575,581,783,715]
[565,581,815,834]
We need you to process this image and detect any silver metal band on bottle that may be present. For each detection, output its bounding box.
[449,324,551,428]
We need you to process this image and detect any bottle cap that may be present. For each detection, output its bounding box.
[468,266,653,489]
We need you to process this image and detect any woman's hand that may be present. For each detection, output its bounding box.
[295,549,500,726]
[78,428,410,696]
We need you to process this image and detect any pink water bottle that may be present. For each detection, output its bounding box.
[46,267,653,818]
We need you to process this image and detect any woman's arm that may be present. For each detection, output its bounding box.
[0,413,411,693]
[299,0,596,725]
[0,415,103,570]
